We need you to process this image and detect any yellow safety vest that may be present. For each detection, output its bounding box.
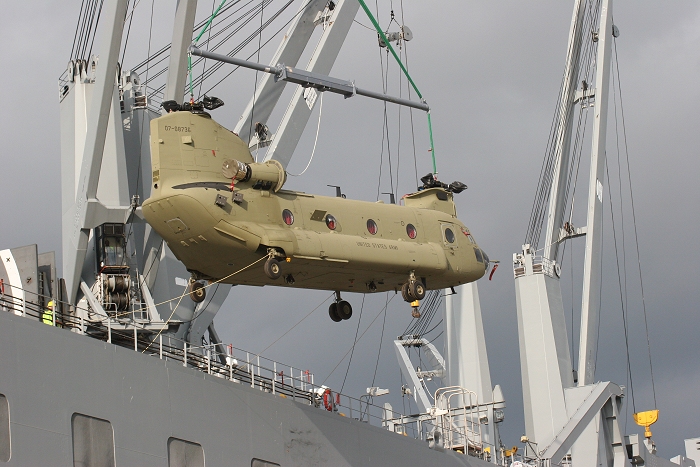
[42,308,54,326]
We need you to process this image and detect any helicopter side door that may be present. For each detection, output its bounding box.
[440,222,463,273]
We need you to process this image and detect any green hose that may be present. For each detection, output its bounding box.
[356,0,437,174]
[189,0,228,100]
[187,0,438,174]
[194,0,228,44]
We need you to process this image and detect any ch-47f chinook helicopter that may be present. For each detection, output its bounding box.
[143,104,489,322]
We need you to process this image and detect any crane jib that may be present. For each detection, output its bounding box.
[187,46,430,113]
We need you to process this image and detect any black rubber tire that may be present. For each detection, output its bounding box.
[337,300,352,320]
[409,280,426,300]
[264,258,282,279]
[329,303,342,322]
[189,282,206,303]
[401,283,412,302]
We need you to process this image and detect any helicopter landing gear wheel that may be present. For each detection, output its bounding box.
[329,303,342,322]
[264,257,282,279]
[329,291,352,322]
[337,300,352,320]
[409,280,426,301]
[189,281,206,303]
[401,283,411,302]
[402,279,426,302]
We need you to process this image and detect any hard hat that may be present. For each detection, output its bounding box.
[47,300,54,308]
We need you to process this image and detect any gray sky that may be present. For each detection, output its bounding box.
[1,0,698,459]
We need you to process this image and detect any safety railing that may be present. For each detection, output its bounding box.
[434,386,483,453]
[485,438,573,467]
[513,254,557,278]
[0,284,320,401]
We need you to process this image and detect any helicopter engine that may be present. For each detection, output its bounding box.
[222,158,286,192]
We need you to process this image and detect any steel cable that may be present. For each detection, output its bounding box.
[613,36,657,408]
[322,294,396,384]
[340,295,366,393]
[605,157,636,412]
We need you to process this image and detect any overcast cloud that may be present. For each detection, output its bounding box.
[1,0,698,459]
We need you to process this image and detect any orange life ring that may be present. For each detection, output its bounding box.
[323,389,333,411]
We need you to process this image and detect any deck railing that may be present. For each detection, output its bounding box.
[513,254,557,278]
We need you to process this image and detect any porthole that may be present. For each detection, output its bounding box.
[366,219,378,235]
[168,438,204,467]
[406,224,417,239]
[72,414,115,467]
[282,209,294,225]
[445,228,455,244]
[325,214,337,230]
[0,394,9,463]
[252,460,280,467]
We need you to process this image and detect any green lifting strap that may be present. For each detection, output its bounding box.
[194,0,228,44]
[189,0,228,100]
[187,0,438,174]
[356,0,437,175]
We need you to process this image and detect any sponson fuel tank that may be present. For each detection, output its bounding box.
[142,110,488,302]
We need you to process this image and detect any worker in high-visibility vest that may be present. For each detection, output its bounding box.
[42,300,54,326]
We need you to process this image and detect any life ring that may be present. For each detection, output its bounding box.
[323,389,333,411]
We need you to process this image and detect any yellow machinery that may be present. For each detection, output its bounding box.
[634,410,659,439]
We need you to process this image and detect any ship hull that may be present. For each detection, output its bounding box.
[0,311,486,466]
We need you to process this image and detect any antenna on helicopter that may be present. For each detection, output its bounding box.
[327,185,346,198]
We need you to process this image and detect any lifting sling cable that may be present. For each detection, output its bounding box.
[189,0,229,100]
[356,0,437,175]
[185,0,437,173]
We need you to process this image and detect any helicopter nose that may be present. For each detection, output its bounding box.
[482,251,490,270]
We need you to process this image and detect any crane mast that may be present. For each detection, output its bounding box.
[513,1,626,466]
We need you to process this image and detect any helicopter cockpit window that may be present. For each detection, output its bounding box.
[367,219,378,235]
[461,227,476,244]
[474,248,483,263]
[282,209,294,226]
[444,228,455,244]
[325,214,337,230]
[406,224,417,239]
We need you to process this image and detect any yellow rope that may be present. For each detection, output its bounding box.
[117,255,267,318]
[142,255,267,353]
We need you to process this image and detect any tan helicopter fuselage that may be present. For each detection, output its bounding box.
[142,112,487,294]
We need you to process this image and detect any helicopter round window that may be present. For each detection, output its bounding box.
[406,224,417,239]
[367,219,378,235]
[445,228,455,243]
[325,214,337,230]
[282,209,294,225]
